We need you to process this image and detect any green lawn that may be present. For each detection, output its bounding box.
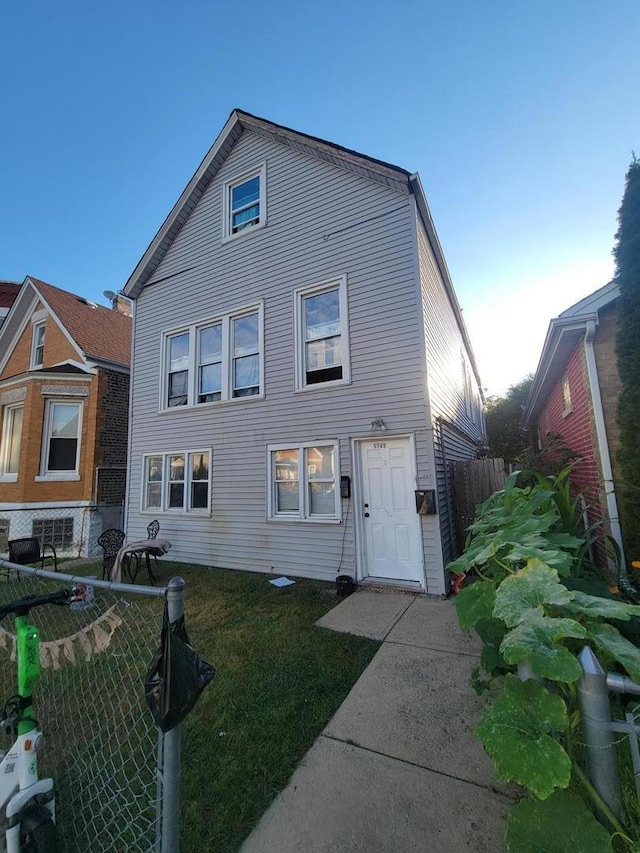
[140,563,379,852]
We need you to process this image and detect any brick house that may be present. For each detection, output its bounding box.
[523,281,624,565]
[0,276,132,556]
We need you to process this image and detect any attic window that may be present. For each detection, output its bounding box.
[223,165,266,241]
[31,321,45,369]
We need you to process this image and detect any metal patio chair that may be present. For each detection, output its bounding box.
[8,536,58,573]
[97,528,134,582]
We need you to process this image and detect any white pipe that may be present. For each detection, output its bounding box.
[583,320,626,568]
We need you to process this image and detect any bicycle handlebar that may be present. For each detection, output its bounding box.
[0,589,71,621]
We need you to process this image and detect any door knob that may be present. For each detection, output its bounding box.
[364,512,370,518]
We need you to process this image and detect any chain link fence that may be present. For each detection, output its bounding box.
[0,504,124,560]
[0,563,172,852]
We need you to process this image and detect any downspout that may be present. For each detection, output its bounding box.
[583,320,626,573]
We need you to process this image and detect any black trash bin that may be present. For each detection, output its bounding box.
[336,575,356,598]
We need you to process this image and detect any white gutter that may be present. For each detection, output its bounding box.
[583,320,626,567]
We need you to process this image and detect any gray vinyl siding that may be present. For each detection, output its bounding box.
[416,215,485,577]
[126,129,444,590]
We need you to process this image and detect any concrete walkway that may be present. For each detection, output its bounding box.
[241,590,512,852]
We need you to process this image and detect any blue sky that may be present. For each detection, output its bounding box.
[2,0,638,394]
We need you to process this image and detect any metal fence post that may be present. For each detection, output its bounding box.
[578,646,622,818]
[162,577,185,853]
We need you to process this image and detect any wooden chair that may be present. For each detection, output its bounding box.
[97,528,127,581]
[8,537,58,573]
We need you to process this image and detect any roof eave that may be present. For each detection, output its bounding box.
[123,109,242,300]
[123,110,412,300]
[523,315,596,426]
[84,355,131,373]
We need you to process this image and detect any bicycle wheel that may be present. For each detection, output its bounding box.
[20,806,58,853]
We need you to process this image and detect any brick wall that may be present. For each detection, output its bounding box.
[94,369,130,504]
[96,469,127,505]
[0,376,96,504]
[1,305,78,379]
[593,304,623,486]
[535,341,607,558]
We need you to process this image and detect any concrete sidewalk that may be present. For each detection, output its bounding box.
[241,591,511,852]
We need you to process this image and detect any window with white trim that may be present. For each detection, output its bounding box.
[42,401,82,474]
[268,442,340,521]
[142,450,211,513]
[162,305,263,409]
[31,321,45,368]
[0,405,23,480]
[223,165,266,240]
[295,277,350,390]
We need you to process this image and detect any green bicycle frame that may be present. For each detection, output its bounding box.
[15,616,40,736]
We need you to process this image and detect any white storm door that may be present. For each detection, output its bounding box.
[360,437,423,583]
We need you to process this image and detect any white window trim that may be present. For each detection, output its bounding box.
[294,275,351,393]
[39,399,83,479]
[267,441,341,523]
[222,163,267,243]
[30,321,46,369]
[140,449,212,515]
[0,404,24,482]
[159,302,264,412]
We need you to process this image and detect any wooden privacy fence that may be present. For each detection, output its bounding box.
[450,458,506,554]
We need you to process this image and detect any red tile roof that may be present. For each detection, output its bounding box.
[29,278,131,367]
[0,282,21,309]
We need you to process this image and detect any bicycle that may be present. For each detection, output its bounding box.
[0,585,89,852]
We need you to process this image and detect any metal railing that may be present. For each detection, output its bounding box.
[577,645,640,821]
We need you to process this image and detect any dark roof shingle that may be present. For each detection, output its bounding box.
[0,282,21,310]
[29,278,131,367]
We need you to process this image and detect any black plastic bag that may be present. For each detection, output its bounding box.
[145,601,215,732]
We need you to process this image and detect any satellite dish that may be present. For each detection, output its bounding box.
[103,290,117,301]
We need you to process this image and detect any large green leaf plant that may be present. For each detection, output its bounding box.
[450,471,640,852]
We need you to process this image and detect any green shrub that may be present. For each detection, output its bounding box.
[450,471,640,851]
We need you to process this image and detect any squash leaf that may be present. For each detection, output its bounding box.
[493,560,574,627]
[500,612,585,682]
[454,581,496,632]
[476,674,571,799]
[506,790,613,852]
[587,622,640,683]
[563,591,640,622]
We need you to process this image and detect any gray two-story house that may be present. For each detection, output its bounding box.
[122,110,485,595]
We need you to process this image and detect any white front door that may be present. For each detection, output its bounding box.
[359,437,423,583]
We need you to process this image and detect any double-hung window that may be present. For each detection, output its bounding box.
[162,305,263,409]
[0,405,23,480]
[31,322,45,368]
[142,451,211,514]
[268,442,340,521]
[198,323,223,403]
[295,276,350,390]
[167,332,190,407]
[232,313,260,397]
[42,401,82,476]
[223,164,266,240]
